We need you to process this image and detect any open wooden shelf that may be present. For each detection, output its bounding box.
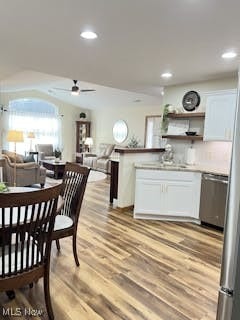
[162,134,203,141]
[163,112,205,141]
[167,112,205,119]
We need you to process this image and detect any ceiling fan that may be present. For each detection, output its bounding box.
[53,80,96,96]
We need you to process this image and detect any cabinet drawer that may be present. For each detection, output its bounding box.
[136,169,198,182]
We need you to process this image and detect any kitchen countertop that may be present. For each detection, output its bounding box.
[134,161,229,176]
[115,147,165,154]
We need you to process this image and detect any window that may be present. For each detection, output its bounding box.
[6,98,62,154]
[144,115,162,148]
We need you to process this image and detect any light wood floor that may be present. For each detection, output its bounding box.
[0,177,223,320]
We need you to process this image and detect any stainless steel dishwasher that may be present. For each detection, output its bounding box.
[199,173,228,228]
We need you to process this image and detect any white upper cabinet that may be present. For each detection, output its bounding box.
[204,90,237,141]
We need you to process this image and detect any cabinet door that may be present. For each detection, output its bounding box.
[134,170,201,219]
[134,179,164,214]
[161,181,194,217]
[204,91,237,141]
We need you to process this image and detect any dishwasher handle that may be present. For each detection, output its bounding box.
[203,175,228,185]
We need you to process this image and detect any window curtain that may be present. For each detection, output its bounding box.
[3,110,62,154]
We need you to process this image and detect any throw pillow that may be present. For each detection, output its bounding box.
[98,145,106,157]
[4,150,24,163]
[104,144,114,157]
[23,155,35,163]
[16,153,24,163]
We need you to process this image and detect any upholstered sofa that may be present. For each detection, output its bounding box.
[35,144,57,161]
[1,150,46,187]
[83,143,115,174]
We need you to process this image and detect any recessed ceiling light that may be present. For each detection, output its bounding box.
[161,72,172,79]
[80,31,98,40]
[221,51,237,59]
[71,91,79,96]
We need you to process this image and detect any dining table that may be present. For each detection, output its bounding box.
[0,186,64,227]
[4,186,63,203]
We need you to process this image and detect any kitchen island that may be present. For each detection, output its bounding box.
[114,148,165,209]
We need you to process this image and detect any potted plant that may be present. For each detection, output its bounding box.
[161,104,171,133]
[54,148,62,160]
[79,112,86,119]
[128,135,140,148]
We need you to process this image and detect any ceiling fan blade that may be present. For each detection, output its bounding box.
[80,89,96,92]
[53,87,71,92]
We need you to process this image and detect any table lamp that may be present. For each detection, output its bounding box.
[7,130,24,186]
[85,137,93,152]
[27,132,35,151]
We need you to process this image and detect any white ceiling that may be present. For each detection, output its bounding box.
[0,70,162,109]
[0,0,239,109]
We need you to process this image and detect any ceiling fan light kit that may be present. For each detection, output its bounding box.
[53,80,96,95]
[71,80,80,95]
[71,91,79,96]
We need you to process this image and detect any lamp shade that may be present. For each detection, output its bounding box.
[85,137,93,146]
[7,130,24,143]
[27,132,35,139]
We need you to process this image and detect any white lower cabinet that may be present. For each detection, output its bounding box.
[134,169,201,222]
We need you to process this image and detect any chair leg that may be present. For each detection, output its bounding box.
[56,239,60,251]
[72,232,80,267]
[6,290,15,300]
[44,268,54,320]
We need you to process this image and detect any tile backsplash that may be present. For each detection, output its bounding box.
[171,140,232,171]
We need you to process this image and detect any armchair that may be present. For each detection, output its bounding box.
[35,144,56,161]
[1,151,46,187]
[83,143,115,173]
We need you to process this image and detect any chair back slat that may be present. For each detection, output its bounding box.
[0,184,62,278]
[61,163,90,221]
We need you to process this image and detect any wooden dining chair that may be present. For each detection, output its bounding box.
[0,184,62,320]
[52,162,90,266]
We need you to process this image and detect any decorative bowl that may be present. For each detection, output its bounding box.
[185,131,197,136]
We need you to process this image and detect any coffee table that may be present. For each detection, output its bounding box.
[41,160,66,179]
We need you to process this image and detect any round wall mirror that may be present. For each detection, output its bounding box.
[113,120,128,143]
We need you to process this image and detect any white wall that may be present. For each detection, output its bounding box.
[163,76,237,112]
[91,103,162,151]
[0,90,90,161]
[91,77,237,153]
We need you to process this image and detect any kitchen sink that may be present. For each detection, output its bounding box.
[162,163,188,169]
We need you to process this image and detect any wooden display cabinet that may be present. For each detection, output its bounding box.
[76,121,91,163]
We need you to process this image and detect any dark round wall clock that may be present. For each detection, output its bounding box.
[182,91,201,111]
